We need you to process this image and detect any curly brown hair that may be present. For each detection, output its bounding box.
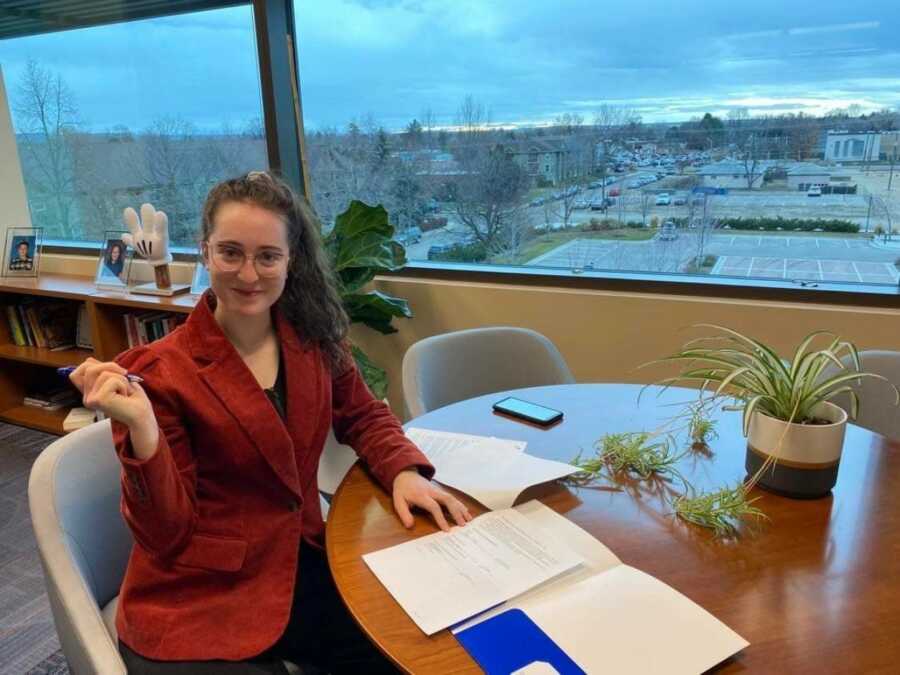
[200,171,350,372]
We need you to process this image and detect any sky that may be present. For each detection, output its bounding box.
[0,0,897,134]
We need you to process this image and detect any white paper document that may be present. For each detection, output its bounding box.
[362,507,584,635]
[453,502,749,675]
[406,427,578,510]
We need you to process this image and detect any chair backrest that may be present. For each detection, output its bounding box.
[28,419,130,675]
[402,327,575,418]
[823,350,900,440]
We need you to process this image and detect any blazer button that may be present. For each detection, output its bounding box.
[289,500,299,512]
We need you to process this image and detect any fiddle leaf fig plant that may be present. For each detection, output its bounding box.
[323,200,413,399]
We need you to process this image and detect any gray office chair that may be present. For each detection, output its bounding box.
[29,421,304,674]
[29,419,129,675]
[402,327,575,418]
[822,350,900,440]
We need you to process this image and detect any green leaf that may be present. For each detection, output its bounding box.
[351,344,388,400]
[343,290,413,334]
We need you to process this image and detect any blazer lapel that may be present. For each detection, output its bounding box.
[187,292,302,499]
[275,309,325,485]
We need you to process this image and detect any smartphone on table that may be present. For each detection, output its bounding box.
[492,396,563,427]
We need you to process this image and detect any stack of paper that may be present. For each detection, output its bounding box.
[363,506,584,635]
[365,501,749,673]
[453,502,749,675]
[406,428,578,510]
[62,407,96,432]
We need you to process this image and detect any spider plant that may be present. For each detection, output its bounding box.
[653,325,899,436]
[687,401,719,446]
[568,432,687,484]
[672,484,767,537]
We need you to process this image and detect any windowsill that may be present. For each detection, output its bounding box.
[42,241,899,306]
[388,261,900,306]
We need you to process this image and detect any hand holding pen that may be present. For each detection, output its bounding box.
[58,366,143,384]
[63,358,156,432]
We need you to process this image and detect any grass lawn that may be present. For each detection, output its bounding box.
[492,228,656,265]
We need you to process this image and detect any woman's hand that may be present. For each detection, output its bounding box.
[392,469,473,532]
[69,358,156,431]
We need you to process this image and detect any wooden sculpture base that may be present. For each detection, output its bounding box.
[130,281,191,297]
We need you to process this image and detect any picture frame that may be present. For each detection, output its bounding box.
[95,231,133,291]
[3,227,43,278]
[190,257,210,296]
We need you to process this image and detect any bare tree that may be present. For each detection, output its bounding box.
[739,134,765,190]
[553,112,584,136]
[13,59,80,237]
[871,195,895,242]
[450,145,528,253]
[638,190,653,226]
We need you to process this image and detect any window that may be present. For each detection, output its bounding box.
[0,4,267,247]
[290,2,900,291]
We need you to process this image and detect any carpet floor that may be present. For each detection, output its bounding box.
[0,423,69,675]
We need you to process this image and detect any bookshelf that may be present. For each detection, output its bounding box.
[0,274,196,435]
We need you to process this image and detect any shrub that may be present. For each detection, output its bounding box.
[428,241,488,263]
[713,217,858,233]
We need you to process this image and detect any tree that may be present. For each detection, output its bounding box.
[13,59,80,238]
[739,134,765,190]
[404,118,424,149]
[699,113,725,150]
[553,112,584,136]
[450,145,528,253]
[638,190,653,227]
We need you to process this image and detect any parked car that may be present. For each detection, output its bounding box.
[426,243,456,260]
[608,186,621,197]
[655,193,671,206]
[807,186,822,197]
[396,226,422,245]
[673,194,687,205]
[573,198,591,210]
[590,197,614,210]
[657,222,678,241]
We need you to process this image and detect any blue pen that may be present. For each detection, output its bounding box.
[57,366,144,384]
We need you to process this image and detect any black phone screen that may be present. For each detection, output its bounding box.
[492,397,563,425]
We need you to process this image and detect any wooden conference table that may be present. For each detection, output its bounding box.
[325,384,900,674]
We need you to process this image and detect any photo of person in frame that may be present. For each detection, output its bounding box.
[9,237,35,271]
[103,240,127,282]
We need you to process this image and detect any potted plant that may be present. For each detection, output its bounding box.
[656,325,899,498]
[323,199,412,399]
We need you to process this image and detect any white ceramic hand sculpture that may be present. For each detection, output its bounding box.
[122,203,172,267]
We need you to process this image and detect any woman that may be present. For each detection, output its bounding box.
[70,171,471,674]
[105,241,126,281]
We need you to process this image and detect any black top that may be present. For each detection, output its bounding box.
[263,353,287,420]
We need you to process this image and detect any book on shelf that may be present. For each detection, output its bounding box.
[123,310,185,347]
[76,304,93,349]
[3,299,82,351]
[23,385,80,411]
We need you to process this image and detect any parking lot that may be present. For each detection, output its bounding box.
[712,256,899,284]
[526,231,899,284]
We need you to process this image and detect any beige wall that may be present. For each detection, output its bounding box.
[351,276,900,420]
[0,66,33,232]
[40,255,899,421]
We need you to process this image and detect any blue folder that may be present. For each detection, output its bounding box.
[455,608,586,675]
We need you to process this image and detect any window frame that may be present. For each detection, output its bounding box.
[8,2,900,303]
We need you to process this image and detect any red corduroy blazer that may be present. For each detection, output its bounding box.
[111,291,433,661]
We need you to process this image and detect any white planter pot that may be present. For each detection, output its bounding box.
[745,401,848,498]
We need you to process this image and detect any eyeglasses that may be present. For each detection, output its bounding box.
[207,242,288,278]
